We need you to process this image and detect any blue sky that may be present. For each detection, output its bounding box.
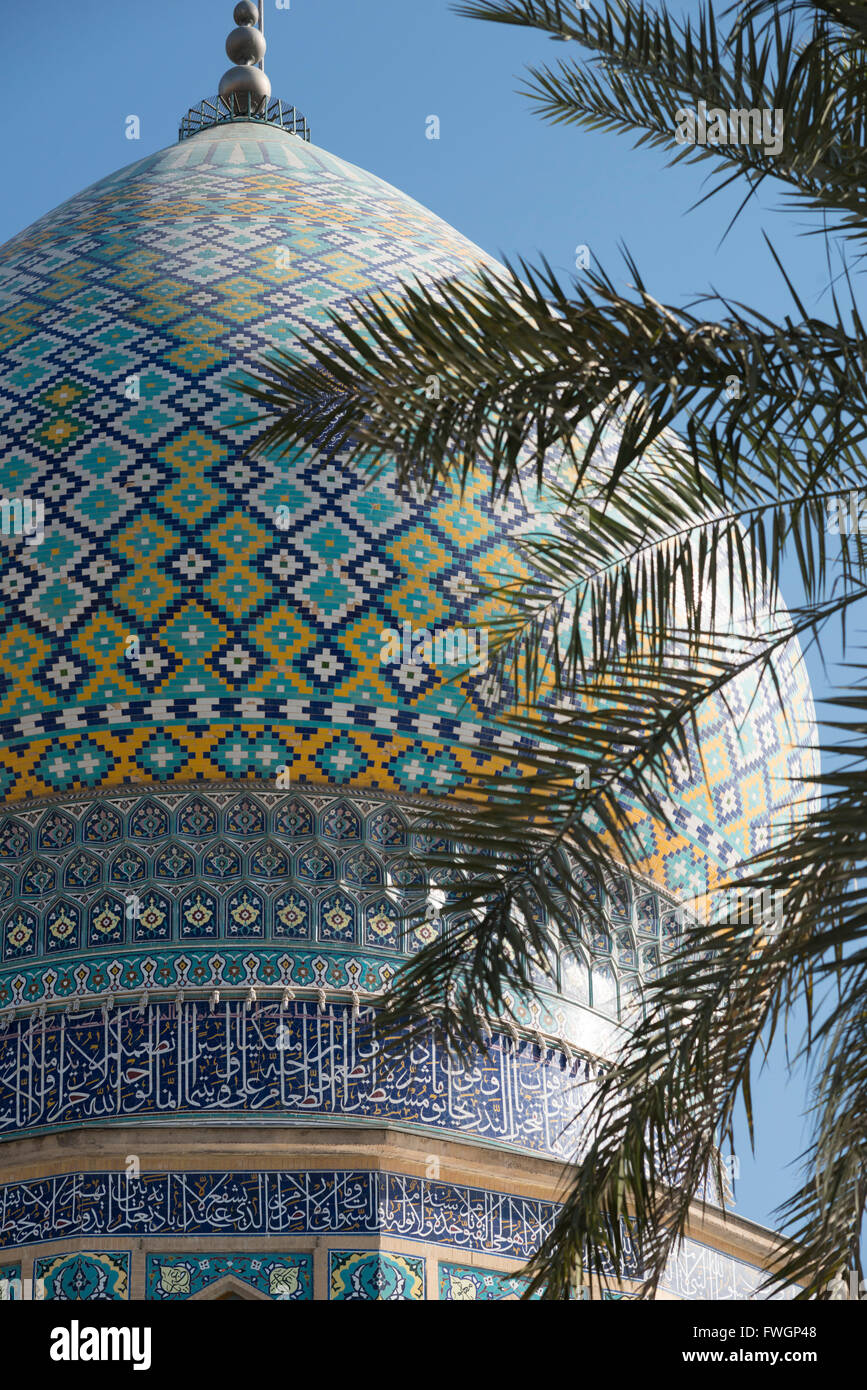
[3,0,851,1234]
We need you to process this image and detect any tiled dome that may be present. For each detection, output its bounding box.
[0,65,813,1302]
[0,119,815,907]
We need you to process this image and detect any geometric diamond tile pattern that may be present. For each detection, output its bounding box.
[0,120,818,904]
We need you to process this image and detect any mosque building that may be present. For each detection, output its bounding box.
[0,3,815,1300]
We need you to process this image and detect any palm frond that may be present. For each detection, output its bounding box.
[454,0,867,240]
[239,252,867,704]
[233,0,867,1299]
[519,696,867,1296]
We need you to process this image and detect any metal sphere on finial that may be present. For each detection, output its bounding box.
[226,25,266,64]
[220,0,268,113]
[181,0,309,145]
[219,65,272,108]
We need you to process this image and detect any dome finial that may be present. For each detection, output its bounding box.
[180,0,310,141]
[219,2,271,114]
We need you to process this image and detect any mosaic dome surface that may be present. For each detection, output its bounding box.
[0,119,816,907]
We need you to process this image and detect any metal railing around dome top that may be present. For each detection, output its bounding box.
[179,95,311,142]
